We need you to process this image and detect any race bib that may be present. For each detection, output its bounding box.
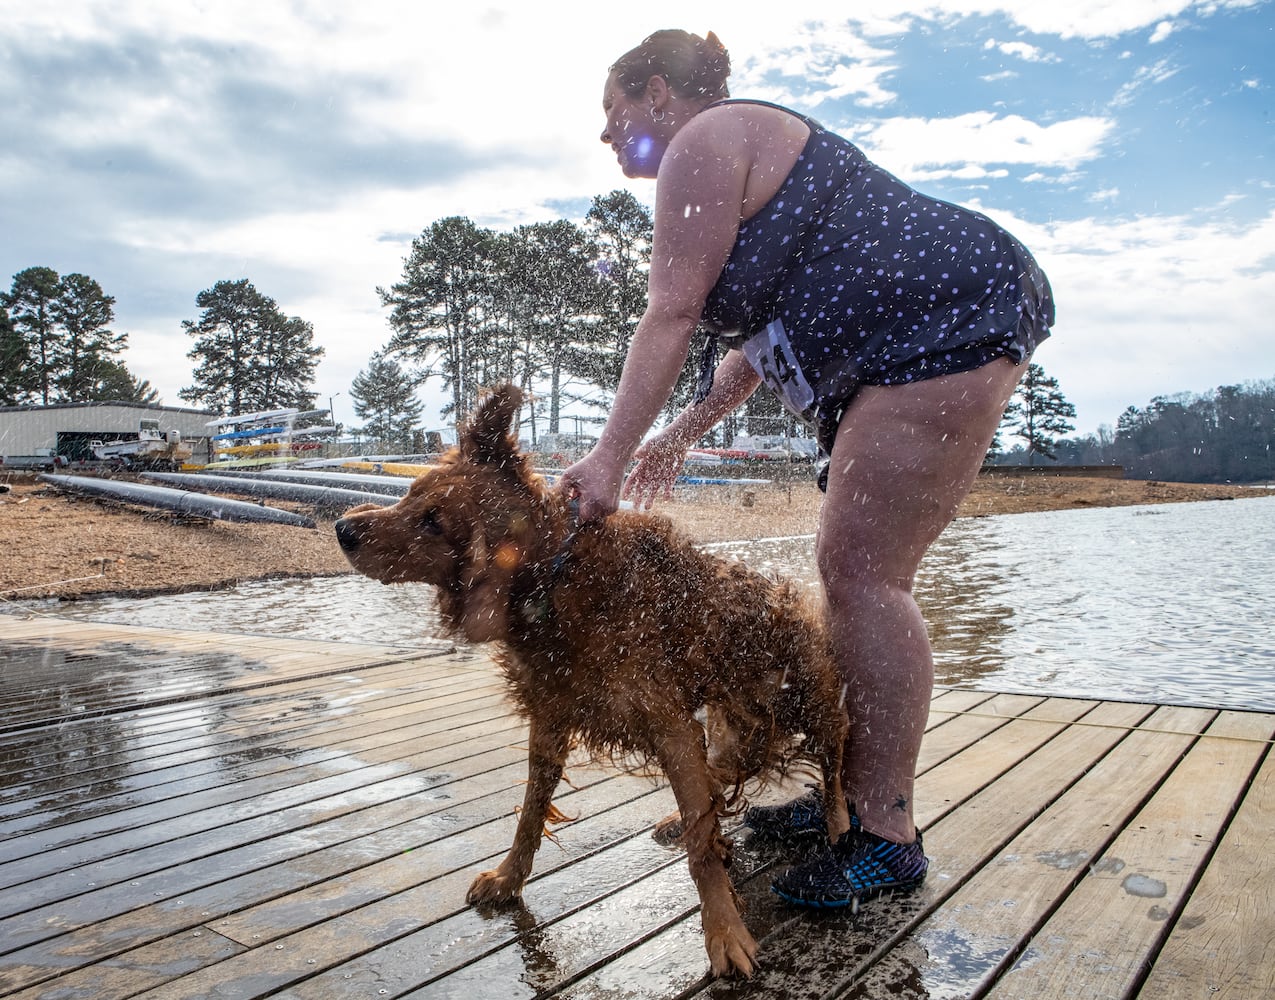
[740,318,817,422]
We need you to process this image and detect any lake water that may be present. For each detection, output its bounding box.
[37,496,1275,712]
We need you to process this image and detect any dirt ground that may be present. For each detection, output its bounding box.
[0,470,1265,603]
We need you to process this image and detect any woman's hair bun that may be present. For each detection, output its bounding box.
[610,29,731,101]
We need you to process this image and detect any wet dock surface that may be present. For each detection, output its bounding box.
[0,613,1271,999]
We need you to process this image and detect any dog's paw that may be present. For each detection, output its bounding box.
[652,810,685,845]
[466,869,524,906]
[704,919,759,978]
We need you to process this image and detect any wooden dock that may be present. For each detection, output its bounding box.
[0,613,1270,999]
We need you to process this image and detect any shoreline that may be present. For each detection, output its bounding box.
[0,473,1267,603]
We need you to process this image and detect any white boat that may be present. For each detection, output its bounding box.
[91,419,192,470]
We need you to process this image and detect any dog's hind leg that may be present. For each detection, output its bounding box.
[654,704,736,844]
[657,721,758,978]
[467,717,569,906]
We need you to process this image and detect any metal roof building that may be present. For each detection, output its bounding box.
[0,401,216,465]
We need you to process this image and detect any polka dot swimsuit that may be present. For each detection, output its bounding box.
[699,100,1054,447]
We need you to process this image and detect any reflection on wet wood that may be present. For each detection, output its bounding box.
[0,615,1270,999]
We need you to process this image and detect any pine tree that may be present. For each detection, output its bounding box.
[1001,362,1077,463]
[86,360,162,403]
[4,267,62,404]
[51,272,128,401]
[0,304,34,405]
[378,217,497,423]
[582,190,652,394]
[180,279,323,414]
[350,355,424,452]
[2,268,134,404]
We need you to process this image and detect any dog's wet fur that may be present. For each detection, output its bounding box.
[334,384,849,977]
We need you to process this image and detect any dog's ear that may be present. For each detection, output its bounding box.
[456,530,523,642]
[461,384,523,466]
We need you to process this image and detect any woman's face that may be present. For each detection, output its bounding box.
[600,72,664,179]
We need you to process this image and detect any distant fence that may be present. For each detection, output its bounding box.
[980,465,1124,479]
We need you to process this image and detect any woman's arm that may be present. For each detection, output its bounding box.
[660,348,762,446]
[561,110,754,520]
[622,349,761,509]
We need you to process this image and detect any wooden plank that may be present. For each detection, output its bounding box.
[927,687,999,718]
[244,822,707,1000]
[757,703,1209,1000]
[0,617,459,732]
[557,698,1152,1000]
[819,702,1197,998]
[0,682,511,833]
[0,755,534,992]
[362,696,1108,998]
[3,610,1268,1000]
[553,693,1162,1000]
[0,713,529,899]
[0,639,456,735]
[915,693,1045,773]
[913,696,1105,819]
[0,619,437,673]
[102,778,682,1000]
[0,615,431,657]
[393,861,703,1000]
[0,651,463,755]
[251,693,1014,994]
[983,709,1273,1000]
[1137,731,1275,999]
[0,680,510,827]
[212,765,653,945]
[0,676,520,853]
[0,763,656,998]
[727,688,1005,820]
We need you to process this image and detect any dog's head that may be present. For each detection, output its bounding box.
[334,384,559,643]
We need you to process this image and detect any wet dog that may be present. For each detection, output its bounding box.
[334,384,849,978]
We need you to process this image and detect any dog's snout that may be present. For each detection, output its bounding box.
[334,518,361,552]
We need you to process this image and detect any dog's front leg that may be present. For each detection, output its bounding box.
[658,722,758,978]
[467,717,569,906]
[813,705,851,842]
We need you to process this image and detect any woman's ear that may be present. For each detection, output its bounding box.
[645,73,672,113]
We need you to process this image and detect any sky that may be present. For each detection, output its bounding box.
[2,0,1272,437]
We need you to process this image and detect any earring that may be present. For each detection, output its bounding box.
[651,108,666,123]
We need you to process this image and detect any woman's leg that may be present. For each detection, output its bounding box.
[817,359,1027,844]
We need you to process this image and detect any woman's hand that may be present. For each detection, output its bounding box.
[558,447,628,524]
[622,430,689,510]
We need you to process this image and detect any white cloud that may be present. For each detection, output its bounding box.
[948,0,1261,41]
[1149,20,1178,42]
[1111,59,1183,107]
[983,38,1059,63]
[848,111,1115,178]
[744,20,903,108]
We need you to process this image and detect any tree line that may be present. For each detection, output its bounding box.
[4,194,1270,482]
[374,191,656,441]
[1036,381,1275,483]
[359,189,790,448]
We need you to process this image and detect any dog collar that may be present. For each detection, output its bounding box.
[519,498,582,625]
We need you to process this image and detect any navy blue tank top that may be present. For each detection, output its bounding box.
[696,100,1053,434]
